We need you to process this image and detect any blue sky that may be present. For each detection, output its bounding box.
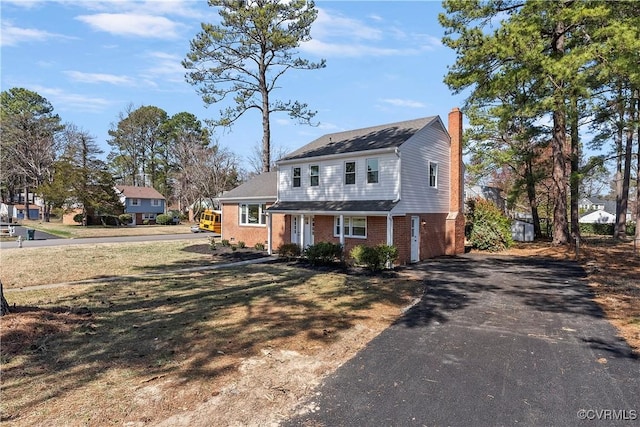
[1,0,466,170]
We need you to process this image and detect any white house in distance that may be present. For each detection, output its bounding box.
[251,107,466,265]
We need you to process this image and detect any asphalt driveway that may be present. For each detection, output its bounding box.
[284,254,639,427]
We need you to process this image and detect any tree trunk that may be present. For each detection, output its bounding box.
[525,158,542,238]
[1,280,10,316]
[569,95,580,241]
[614,95,634,239]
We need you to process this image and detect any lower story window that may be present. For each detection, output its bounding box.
[240,203,267,225]
[334,216,367,238]
[142,213,156,220]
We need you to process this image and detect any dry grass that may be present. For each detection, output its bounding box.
[15,219,195,238]
[1,240,216,289]
[0,257,424,426]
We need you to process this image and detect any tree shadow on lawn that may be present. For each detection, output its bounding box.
[0,262,423,423]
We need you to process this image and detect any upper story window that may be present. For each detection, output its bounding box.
[367,158,379,184]
[310,165,319,187]
[240,203,267,226]
[130,198,140,206]
[293,167,301,188]
[429,161,438,188]
[345,161,356,185]
[151,199,161,207]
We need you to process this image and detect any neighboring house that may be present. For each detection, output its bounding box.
[218,172,285,248]
[579,197,615,215]
[257,108,465,265]
[1,191,44,221]
[115,186,166,225]
[579,209,615,224]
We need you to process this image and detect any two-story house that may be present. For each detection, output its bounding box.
[258,108,465,265]
[115,185,166,225]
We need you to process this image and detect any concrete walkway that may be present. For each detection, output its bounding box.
[284,254,639,427]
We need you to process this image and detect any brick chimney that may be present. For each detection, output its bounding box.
[446,107,465,255]
[448,107,463,214]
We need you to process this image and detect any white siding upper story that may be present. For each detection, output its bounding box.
[277,118,452,215]
[278,150,400,202]
[395,119,451,214]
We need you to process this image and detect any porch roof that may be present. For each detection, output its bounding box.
[267,200,398,215]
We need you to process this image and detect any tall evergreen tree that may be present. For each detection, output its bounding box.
[183,0,326,172]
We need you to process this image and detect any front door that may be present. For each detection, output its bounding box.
[303,215,314,248]
[291,216,300,246]
[410,216,420,262]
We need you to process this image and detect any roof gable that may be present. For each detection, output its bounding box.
[116,185,165,200]
[281,116,440,161]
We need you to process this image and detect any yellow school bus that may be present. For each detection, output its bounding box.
[198,209,222,233]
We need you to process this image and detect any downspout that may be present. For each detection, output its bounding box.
[393,147,401,202]
[267,213,273,255]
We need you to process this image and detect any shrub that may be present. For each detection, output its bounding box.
[351,244,398,272]
[277,243,301,259]
[221,239,230,247]
[119,214,132,225]
[100,215,120,226]
[208,237,217,251]
[303,242,343,266]
[143,219,150,225]
[254,242,266,251]
[237,241,246,249]
[155,214,172,225]
[466,198,512,252]
[73,213,84,224]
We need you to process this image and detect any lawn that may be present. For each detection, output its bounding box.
[0,236,638,426]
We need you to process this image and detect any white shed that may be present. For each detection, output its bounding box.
[512,219,534,242]
[579,209,615,224]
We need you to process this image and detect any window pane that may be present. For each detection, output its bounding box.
[352,217,366,236]
[240,205,247,224]
[367,159,378,184]
[293,167,301,187]
[310,165,319,187]
[248,204,259,224]
[345,162,356,185]
[429,163,438,187]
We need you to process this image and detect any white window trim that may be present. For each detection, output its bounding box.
[239,203,268,227]
[344,161,356,185]
[429,161,438,188]
[292,167,301,188]
[151,199,161,206]
[334,216,367,239]
[310,164,320,187]
[142,213,156,220]
[366,158,379,184]
[130,198,140,206]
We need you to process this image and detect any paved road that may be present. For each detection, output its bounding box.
[0,224,212,250]
[284,254,639,427]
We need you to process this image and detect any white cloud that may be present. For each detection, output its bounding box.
[141,51,187,83]
[0,21,72,46]
[303,8,441,58]
[29,85,112,113]
[75,13,183,39]
[64,71,136,86]
[380,98,426,108]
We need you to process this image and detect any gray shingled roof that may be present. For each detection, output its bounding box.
[281,116,438,161]
[219,172,277,200]
[267,200,398,213]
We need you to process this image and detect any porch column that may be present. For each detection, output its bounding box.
[267,213,273,255]
[339,214,345,247]
[300,213,305,249]
[386,214,393,246]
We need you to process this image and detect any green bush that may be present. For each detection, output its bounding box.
[277,243,301,259]
[254,242,266,251]
[221,239,230,247]
[238,241,246,249]
[578,221,637,236]
[73,213,84,224]
[119,214,132,225]
[466,198,512,252]
[143,220,150,225]
[208,237,217,251]
[303,242,343,266]
[350,244,398,272]
[155,214,172,225]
